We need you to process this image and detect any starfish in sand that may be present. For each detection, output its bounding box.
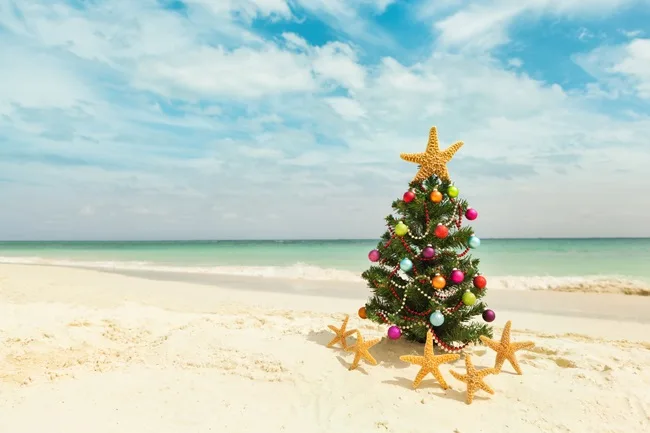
[345,330,380,370]
[480,320,535,375]
[326,314,357,349]
[399,330,460,389]
[450,354,498,404]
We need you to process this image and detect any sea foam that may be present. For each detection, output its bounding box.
[1,256,648,295]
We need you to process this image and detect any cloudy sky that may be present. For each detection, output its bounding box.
[1,0,649,241]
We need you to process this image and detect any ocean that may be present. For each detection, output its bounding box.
[0,239,649,293]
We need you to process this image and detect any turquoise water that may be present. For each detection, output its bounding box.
[0,239,649,284]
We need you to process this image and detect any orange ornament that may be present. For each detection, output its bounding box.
[432,274,446,290]
[430,189,443,203]
[358,307,367,319]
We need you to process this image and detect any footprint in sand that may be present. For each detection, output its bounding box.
[553,357,578,368]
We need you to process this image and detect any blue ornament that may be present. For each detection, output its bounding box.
[429,310,445,327]
[468,235,481,249]
[400,258,413,272]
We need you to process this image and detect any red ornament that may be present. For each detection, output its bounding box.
[403,190,415,203]
[434,224,448,239]
[473,275,487,289]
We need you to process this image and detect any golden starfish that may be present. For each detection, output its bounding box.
[449,354,498,404]
[345,330,380,370]
[399,330,460,389]
[479,320,535,375]
[326,314,357,349]
[400,126,464,182]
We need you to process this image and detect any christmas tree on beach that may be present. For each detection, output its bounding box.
[359,127,495,352]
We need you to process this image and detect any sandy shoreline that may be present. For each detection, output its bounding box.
[1,264,649,433]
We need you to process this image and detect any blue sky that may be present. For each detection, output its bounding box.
[1,0,649,240]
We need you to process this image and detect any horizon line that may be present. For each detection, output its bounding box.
[1,237,649,242]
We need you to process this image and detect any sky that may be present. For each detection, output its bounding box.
[1,0,650,240]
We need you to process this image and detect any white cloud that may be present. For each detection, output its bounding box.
[575,38,650,99]
[325,97,367,119]
[429,0,642,50]
[611,39,650,98]
[312,42,367,90]
[135,45,316,98]
[0,42,92,112]
[1,0,650,240]
[620,29,644,38]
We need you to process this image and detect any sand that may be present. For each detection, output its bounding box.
[0,264,649,433]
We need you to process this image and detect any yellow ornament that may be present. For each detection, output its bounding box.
[395,221,408,236]
[326,315,357,350]
[449,354,498,405]
[400,126,463,182]
[345,330,380,370]
[479,320,535,375]
[399,331,459,389]
[430,189,443,203]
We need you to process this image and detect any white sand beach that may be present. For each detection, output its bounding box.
[1,264,649,433]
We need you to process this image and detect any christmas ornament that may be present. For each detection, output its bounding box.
[465,207,478,220]
[358,307,367,319]
[345,330,380,370]
[400,258,413,272]
[429,189,443,203]
[432,274,446,289]
[387,325,402,340]
[429,310,444,327]
[479,320,535,375]
[368,249,380,262]
[403,190,415,203]
[462,290,476,306]
[400,126,464,182]
[326,315,357,350]
[450,269,465,284]
[422,245,435,259]
[482,309,496,322]
[434,224,448,239]
[399,331,460,390]
[468,235,481,249]
[395,221,408,237]
[447,185,459,198]
[473,275,487,289]
[449,354,498,405]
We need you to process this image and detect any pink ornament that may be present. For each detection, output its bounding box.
[465,207,478,220]
[450,269,465,284]
[403,190,415,203]
[368,249,380,262]
[387,325,402,340]
[422,245,435,259]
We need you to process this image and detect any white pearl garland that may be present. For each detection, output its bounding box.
[407,224,429,240]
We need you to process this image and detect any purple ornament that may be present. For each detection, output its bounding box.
[465,207,478,221]
[368,249,380,262]
[422,245,435,259]
[450,269,465,284]
[387,325,402,340]
[482,309,496,322]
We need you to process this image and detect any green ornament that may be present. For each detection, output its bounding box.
[395,221,408,237]
[447,185,459,198]
[462,290,476,306]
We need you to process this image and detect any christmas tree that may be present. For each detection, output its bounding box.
[360,127,495,352]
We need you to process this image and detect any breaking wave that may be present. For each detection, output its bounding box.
[1,256,648,295]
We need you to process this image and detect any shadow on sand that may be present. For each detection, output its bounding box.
[306,328,498,404]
